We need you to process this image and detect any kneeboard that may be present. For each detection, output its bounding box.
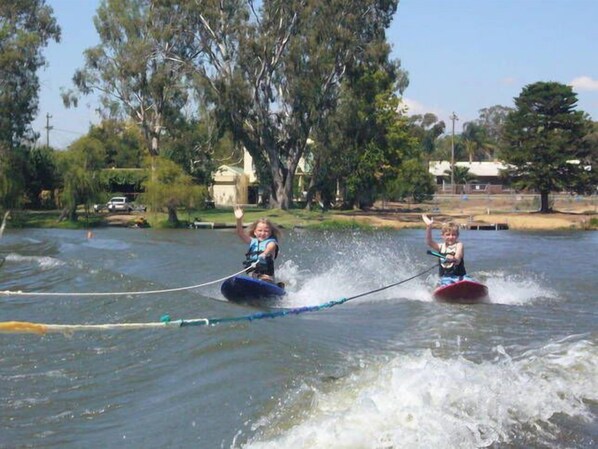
[221,275,286,307]
[433,279,488,304]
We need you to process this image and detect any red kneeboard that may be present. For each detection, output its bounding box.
[433,279,489,304]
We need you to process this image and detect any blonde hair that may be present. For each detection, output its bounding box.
[441,221,460,236]
[246,217,282,240]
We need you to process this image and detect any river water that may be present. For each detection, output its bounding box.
[0,227,596,449]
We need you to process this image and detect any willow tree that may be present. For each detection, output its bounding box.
[141,157,207,225]
[55,136,106,221]
[166,0,399,209]
[63,0,189,174]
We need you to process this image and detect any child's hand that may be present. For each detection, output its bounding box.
[422,214,433,226]
[234,205,244,220]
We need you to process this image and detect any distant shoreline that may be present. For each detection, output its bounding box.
[3,195,596,232]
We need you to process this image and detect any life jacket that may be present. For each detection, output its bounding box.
[438,242,466,277]
[243,237,279,276]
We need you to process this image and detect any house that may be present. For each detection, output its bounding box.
[212,149,311,206]
[429,161,509,193]
[211,165,248,206]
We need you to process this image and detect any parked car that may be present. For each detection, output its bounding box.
[105,196,133,213]
[93,197,147,213]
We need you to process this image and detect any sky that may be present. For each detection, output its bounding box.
[31,0,598,149]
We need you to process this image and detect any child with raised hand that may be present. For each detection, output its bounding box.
[423,214,466,284]
[234,205,281,283]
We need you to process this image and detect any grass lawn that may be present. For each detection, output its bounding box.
[5,206,373,231]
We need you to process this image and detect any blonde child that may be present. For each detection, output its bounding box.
[234,206,282,283]
[423,214,467,284]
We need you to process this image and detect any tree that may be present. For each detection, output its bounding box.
[160,118,219,186]
[0,0,60,211]
[307,61,412,209]
[476,105,513,156]
[141,157,207,225]
[168,0,400,209]
[0,148,26,209]
[24,146,59,208]
[461,121,489,162]
[502,82,593,213]
[63,0,189,172]
[88,119,145,168]
[55,136,106,221]
[443,166,476,189]
[408,113,446,157]
[387,158,435,203]
[0,0,60,148]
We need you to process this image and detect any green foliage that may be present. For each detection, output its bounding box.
[166,0,401,209]
[386,158,436,202]
[408,114,446,157]
[23,146,58,208]
[443,166,477,185]
[0,0,60,148]
[99,169,147,194]
[88,120,145,168]
[476,105,513,157]
[502,81,594,212]
[315,63,415,209]
[0,147,26,209]
[54,136,106,220]
[160,119,218,185]
[141,157,207,225]
[64,0,189,159]
[461,121,491,162]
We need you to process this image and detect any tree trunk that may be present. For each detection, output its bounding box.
[167,206,179,225]
[58,207,77,222]
[540,191,551,213]
[268,155,297,210]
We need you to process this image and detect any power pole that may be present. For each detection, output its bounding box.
[45,113,53,147]
[449,112,458,194]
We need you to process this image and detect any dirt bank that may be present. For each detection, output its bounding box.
[334,196,596,231]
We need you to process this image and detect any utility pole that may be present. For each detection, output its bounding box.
[449,112,458,194]
[45,113,53,147]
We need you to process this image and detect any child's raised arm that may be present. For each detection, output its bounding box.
[423,214,440,251]
[234,205,251,243]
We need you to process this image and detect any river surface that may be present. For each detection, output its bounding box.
[0,227,596,449]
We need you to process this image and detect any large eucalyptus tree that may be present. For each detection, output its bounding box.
[63,0,189,170]
[167,0,400,209]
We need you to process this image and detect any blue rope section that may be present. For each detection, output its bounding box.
[170,264,437,328]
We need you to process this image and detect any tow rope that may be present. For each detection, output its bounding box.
[0,265,436,336]
[0,266,252,297]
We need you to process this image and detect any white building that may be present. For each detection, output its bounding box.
[212,149,311,206]
[429,161,509,193]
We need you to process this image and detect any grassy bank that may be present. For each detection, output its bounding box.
[3,207,376,231]
[3,195,596,231]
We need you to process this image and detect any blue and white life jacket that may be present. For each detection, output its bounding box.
[243,237,279,276]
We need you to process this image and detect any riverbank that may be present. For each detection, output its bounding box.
[4,195,597,231]
[334,196,596,230]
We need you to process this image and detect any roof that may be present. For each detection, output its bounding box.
[215,165,245,175]
[429,161,508,177]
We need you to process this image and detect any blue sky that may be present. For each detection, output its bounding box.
[32,0,598,149]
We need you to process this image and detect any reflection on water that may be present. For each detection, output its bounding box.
[0,228,596,448]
